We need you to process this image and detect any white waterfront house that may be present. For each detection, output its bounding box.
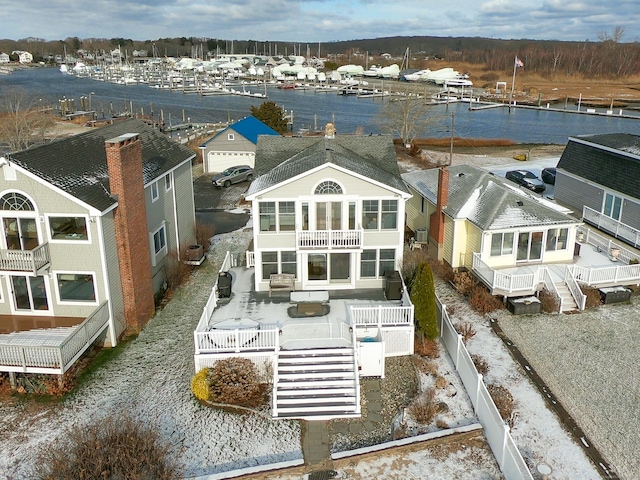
[193,126,415,420]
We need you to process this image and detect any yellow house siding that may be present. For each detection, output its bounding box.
[442,216,454,265]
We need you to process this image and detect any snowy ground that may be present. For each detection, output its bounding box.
[0,229,301,480]
[0,148,616,479]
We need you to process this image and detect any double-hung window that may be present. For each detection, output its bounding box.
[259,202,276,232]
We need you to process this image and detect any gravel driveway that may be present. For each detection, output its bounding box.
[495,295,640,480]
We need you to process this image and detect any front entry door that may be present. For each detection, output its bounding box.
[10,275,49,312]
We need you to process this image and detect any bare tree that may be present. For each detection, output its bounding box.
[0,88,54,153]
[378,91,435,147]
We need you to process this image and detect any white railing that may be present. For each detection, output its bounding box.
[194,328,278,354]
[0,242,50,274]
[437,300,533,480]
[350,305,414,326]
[564,268,586,311]
[540,267,563,313]
[578,225,640,265]
[350,323,361,415]
[0,301,110,374]
[583,206,640,249]
[568,262,640,288]
[473,253,540,295]
[296,229,363,249]
[246,251,255,267]
[194,251,234,335]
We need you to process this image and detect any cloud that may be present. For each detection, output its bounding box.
[0,0,637,43]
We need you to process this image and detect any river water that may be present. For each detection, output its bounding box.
[1,67,639,144]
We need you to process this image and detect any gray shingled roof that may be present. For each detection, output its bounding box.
[247,135,409,196]
[402,165,576,230]
[7,119,195,212]
[557,133,640,201]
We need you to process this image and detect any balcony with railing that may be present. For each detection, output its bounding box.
[0,301,110,375]
[0,242,50,275]
[583,206,640,249]
[296,229,363,250]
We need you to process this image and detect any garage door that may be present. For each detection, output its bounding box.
[206,151,254,173]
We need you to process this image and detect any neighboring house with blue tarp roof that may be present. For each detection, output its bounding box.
[199,116,279,173]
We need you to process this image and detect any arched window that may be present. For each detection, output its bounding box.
[314,181,343,195]
[0,192,34,211]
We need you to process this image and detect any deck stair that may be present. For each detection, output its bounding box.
[555,282,578,312]
[274,347,360,420]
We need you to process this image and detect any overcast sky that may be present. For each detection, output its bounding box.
[1,0,637,44]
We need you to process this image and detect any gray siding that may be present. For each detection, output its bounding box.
[145,161,196,294]
[101,213,125,336]
[173,161,196,247]
[554,173,602,217]
[621,199,640,231]
[0,166,113,319]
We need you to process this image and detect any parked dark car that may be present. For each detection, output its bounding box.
[212,165,254,188]
[541,167,556,185]
[505,170,546,193]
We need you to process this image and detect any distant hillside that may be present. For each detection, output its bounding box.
[1,34,638,79]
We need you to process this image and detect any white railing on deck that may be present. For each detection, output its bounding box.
[583,206,640,249]
[437,300,533,480]
[194,328,278,354]
[578,225,640,265]
[0,301,110,374]
[246,251,255,267]
[296,229,363,249]
[194,251,233,335]
[540,267,562,313]
[473,253,539,294]
[564,268,586,311]
[350,305,413,326]
[0,242,50,274]
[350,323,361,415]
[568,262,640,288]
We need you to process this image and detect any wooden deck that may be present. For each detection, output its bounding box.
[0,315,85,335]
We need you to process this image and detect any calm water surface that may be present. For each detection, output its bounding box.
[1,67,639,144]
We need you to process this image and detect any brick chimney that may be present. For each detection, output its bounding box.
[105,133,154,332]
[429,166,449,250]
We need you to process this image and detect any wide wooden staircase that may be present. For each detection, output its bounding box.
[273,347,361,420]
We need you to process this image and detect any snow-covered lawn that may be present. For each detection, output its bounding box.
[0,230,301,480]
[0,211,610,480]
[436,280,602,479]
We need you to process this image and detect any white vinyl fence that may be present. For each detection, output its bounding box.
[437,297,533,480]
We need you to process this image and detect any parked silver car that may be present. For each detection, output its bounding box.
[212,165,254,188]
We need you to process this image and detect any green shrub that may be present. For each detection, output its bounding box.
[410,262,439,339]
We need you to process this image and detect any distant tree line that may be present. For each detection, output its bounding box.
[1,28,638,79]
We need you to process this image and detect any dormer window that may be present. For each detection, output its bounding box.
[315,181,342,195]
[228,133,235,141]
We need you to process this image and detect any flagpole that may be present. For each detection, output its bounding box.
[509,55,517,113]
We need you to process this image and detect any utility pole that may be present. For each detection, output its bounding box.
[449,112,455,165]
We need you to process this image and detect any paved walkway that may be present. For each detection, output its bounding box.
[301,379,384,471]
